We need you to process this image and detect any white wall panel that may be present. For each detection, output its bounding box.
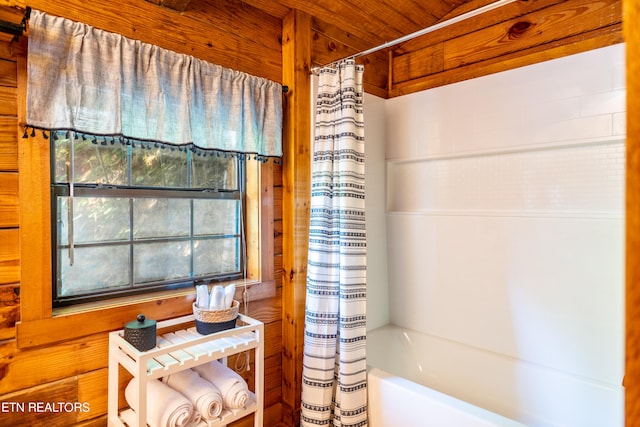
[387,213,624,385]
[383,43,625,427]
[364,92,390,331]
[388,141,624,214]
[385,44,626,159]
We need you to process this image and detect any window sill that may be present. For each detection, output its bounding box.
[16,279,275,349]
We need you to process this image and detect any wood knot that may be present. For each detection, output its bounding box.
[508,21,533,39]
[0,364,7,381]
[328,41,337,52]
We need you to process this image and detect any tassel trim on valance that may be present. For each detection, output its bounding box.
[22,126,281,164]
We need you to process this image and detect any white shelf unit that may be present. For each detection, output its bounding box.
[108,313,264,427]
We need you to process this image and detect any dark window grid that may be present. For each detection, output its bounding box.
[51,174,245,306]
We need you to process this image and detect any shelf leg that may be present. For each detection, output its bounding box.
[108,337,120,426]
[255,323,264,427]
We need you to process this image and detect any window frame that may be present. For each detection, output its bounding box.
[49,146,246,307]
[15,57,276,349]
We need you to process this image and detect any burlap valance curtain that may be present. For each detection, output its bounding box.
[25,10,282,160]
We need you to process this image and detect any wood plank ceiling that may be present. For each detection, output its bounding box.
[151,0,467,51]
[143,0,622,98]
[143,0,509,95]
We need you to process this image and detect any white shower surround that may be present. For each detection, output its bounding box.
[365,43,625,426]
[367,326,527,427]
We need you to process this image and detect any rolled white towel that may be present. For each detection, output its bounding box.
[193,360,250,409]
[209,285,225,310]
[163,369,224,420]
[195,284,209,309]
[124,377,200,427]
[224,284,235,309]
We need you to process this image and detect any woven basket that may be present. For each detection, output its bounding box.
[193,300,239,335]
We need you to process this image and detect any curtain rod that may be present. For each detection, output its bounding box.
[0,6,31,37]
[311,0,521,73]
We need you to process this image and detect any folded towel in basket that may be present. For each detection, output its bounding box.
[193,360,250,409]
[163,368,224,420]
[124,377,201,427]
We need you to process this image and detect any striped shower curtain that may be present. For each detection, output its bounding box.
[300,60,368,427]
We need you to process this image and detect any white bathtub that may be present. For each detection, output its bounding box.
[367,325,525,427]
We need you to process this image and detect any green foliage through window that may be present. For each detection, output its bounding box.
[51,134,244,306]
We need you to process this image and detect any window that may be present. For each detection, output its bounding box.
[51,134,245,306]
[17,28,277,347]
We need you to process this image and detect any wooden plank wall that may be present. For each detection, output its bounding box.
[387,0,623,97]
[280,10,311,426]
[0,33,20,346]
[0,1,286,425]
[626,0,640,425]
[310,17,388,98]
